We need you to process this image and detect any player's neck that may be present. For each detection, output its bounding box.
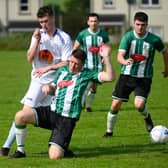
[47,27,57,37]
[89,27,99,34]
[134,30,147,38]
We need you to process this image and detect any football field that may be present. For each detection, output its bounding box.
[0,50,168,168]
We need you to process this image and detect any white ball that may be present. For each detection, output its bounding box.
[150,125,168,143]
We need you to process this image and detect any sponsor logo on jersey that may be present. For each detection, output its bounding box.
[130,54,146,62]
[39,49,53,62]
[88,46,100,53]
[58,80,74,88]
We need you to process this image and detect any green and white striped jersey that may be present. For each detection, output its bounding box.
[119,30,165,78]
[51,66,101,120]
[76,28,109,71]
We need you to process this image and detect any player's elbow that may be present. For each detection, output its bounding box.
[108,74,115,82]
[102,74,115,82]
[110,74,116,81]
[27,54,33,62]
[27,50,34,62]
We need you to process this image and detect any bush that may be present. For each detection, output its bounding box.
[0,32,32,50]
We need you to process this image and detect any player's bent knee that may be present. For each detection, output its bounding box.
[15,111,23,121]
[49,145,64,160]
[15,110,28,124]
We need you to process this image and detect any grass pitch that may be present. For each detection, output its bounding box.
[0,50,168,168]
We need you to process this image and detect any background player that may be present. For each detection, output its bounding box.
[73,13,110,112]
[103,11,168,138]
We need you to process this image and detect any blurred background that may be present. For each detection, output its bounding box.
[0,0,168,50]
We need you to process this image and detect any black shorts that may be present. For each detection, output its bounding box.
[34,106,76,151]
[112,74,152,102]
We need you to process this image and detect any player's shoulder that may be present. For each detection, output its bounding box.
[56,28,71,39]
[81,68,97,75]
[57,65,69,74]
[121,30,134,41]
[124,30,134,37]
[99,28,108,34]
[79,28,89,35]
[147,31,161,40]
[60,65,69,70]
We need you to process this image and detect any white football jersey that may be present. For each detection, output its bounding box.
[29,28,72,84]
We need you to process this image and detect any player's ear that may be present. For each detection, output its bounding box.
[87,20,90,26]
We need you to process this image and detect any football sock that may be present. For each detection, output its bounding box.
[3,121,16,148]
[107,109,118,133]
[139,106,148,118]
[15,124,27,153]
[86,91,96,108]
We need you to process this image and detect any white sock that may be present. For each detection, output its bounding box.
[3,121,16,148]
[107,112,118,133]
[86,92,96,108]
[15,125,27,153]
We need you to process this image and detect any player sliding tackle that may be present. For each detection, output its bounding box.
[11,44,115,159]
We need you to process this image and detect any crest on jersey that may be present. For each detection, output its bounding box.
[58,80,74,88]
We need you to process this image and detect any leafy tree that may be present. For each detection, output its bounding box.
[62,0,90,39]
[63,0,90,14]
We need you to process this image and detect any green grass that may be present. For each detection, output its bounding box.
[0,49,168,168]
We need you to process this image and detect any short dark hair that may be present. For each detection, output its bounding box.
[134,12,148,23]
[71,49,87,64]
[88,13,100,20]
[37,5,54,18]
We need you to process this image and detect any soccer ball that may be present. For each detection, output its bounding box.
[150,125,168,143]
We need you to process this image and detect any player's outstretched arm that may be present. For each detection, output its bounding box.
[99,44,115,82]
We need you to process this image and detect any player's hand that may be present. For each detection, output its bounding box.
[99,44,111,58]
[33,28,41,41]
[42,84,55,95]
[124,58,133,65]
[42,84,50,95]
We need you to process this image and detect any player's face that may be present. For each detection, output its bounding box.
[87,16,99,32]
[69,56,83,74]
[38,15,55,33]
[133,20,147,37]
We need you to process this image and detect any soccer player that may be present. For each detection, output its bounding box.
[103,11,168,138]
[0,5,72,156]
[11,44,115,159]
[73,13,110,112]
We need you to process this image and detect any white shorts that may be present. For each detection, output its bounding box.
[21,79,52,107]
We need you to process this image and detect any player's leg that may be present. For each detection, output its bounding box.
[86,83,97,112]
[0,122,15,156]
[11,106,36,158]
[21,80,52,108]
[49,145,64,160]
[13,79,51,156]
[103,75,131,138]
[134,78,154,132]
[48,115,76,160]
[103,99,122,137]
[134,97,154,132]
[1,80,50,156]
